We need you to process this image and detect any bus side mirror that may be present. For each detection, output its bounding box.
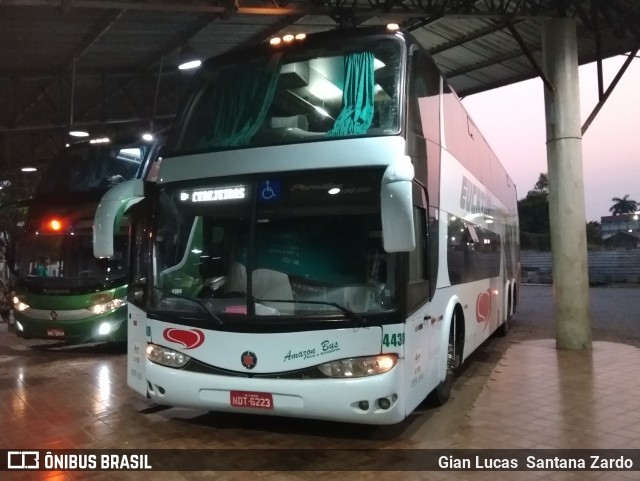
[93,179,144,258]
[381,156,416,253]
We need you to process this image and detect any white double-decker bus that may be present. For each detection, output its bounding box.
[95,25,519,424]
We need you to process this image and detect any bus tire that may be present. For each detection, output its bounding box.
[428,312,459,406]
[496,299,511,337]
[496,294,511,337]
[496,317,509,337]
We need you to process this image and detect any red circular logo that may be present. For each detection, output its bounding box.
[162,328,205,349]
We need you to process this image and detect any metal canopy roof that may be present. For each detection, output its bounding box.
[0,0,638,196]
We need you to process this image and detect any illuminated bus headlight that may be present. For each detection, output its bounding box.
[13,296,29,312]
[97,322,114,336]
[89,297,126,315]
[146,344,191,368]
[318,354,398,378]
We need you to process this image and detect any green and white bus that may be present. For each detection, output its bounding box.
[96,25,519,424]
[12,135,163,344]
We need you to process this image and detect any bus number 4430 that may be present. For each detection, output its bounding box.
[382,333,404,347]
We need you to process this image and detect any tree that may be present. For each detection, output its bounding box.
[518,173,551,250]
[519,173,607,251]
[609,194,638,215]
[586,221,603,248]
[532,172,548,194]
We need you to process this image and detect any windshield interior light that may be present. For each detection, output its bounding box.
[308,76,342,101]
[314,105,331,117]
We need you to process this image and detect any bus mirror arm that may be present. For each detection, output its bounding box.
[128,281,146,304]
[380,156,416,253]
[93,179,145,258]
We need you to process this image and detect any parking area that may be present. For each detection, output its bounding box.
[1,285,640,480]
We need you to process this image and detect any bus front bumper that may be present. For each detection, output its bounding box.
[13,308,127,343]
[145,359,406,425]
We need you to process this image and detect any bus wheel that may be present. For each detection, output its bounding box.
[497,293,511,337]
[429,317,458,406]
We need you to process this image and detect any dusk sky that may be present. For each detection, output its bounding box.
[462,54,640,222]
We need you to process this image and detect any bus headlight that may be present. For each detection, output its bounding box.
[318,354,398,378]
[89,297,126,314]
[146,344,191,368]
[97,322,114,336]
[13,296,29,312]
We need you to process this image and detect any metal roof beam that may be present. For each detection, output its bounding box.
[12,9,126,125]
[0,114,176,134]
[78,14,304,123]
[445,47,527,78]
[507,21,553,90]
[581,48,638,135]
[0,0,565,19]
[74,13,220,124]
[427,18,525,55]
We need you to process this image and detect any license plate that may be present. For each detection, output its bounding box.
[230,390,273,409]
[47,328,65,337]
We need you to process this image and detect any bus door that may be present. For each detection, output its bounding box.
[403,182,438,412]
[126,199,152,396]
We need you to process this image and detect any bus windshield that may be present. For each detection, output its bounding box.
[173,36,403,155]
[37,140,151,196]
[17,219,130,290]
[151,170,396,320]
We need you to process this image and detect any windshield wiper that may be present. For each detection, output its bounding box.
[254,298,366,324]
[153,287,224,325]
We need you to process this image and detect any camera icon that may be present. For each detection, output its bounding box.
[7,451,40,469]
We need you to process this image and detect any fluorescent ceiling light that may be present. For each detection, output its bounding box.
[178,60,202,70]
[21,167,37,172]
[69,130,89,137]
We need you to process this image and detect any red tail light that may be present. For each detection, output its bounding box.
[42,217,67,232]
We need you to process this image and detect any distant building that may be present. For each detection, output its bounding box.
[600,213,640,239]
[603,231,640,249]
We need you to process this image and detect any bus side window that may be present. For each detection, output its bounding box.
[407,205,429,313]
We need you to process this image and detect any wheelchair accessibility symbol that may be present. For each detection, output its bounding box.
[258,179,281,202]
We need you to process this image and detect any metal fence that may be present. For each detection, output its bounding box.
[521,250,640,284]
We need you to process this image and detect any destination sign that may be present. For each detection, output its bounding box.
[179,186,247,203]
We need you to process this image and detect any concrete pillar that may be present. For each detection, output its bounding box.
[542,18,592,350]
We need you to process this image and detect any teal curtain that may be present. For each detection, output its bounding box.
[327,51,375,137]
[198,54,282,148]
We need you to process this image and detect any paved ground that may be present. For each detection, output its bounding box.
[1,284,639,481]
